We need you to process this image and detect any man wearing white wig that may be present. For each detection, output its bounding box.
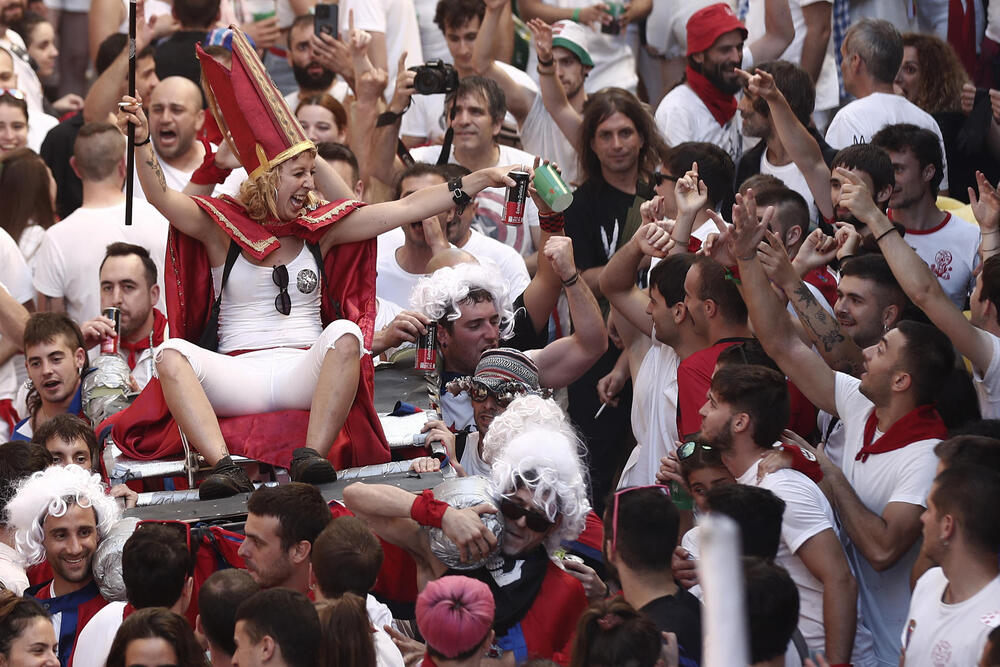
[343,425,591,663]
[409,260,606,430]
[5,464,121,667]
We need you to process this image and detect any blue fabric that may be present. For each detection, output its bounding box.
[27,580,103,667]
[496,622,529,663]
[832,0,851,99]
[11,384,84,441]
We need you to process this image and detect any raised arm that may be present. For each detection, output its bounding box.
[739,67,833,220]
[116,97,226,255]
[84,15,153,123]
[666,162,709,254]
[746,0,794,63]
[599,216,673,337]
[972,170,1000,263]
[517,0,610,26]
[730,192,839,415]
[531,236,608,388]
[838,167,995,374]
[364,54,412,189]
[528,19,583,145]
[321,167,517,247]
[472,0,536,122]
[799,2,832,83]
[519,162,570,335]
[0,284,29,350]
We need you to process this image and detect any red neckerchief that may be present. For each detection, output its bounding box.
[857,404,947,462]
[119,309,167,370]
[420,654,439,667]
[686,65,738,127]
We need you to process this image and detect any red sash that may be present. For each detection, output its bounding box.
[857,404,947,462]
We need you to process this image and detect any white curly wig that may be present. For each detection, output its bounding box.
[490,428,591,554]
[5,464,121,566]
[481,395,576,466]
[409,262,515,338]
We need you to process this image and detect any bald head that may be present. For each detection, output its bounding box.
[149,77,205,161]
[73,122,125,182]
[426,248,479,273]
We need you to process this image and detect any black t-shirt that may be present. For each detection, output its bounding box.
[39,111,85,219]
[564,179,641,273]
[155,31,210,92]
[504,291,548,351]
[641,588,703,664]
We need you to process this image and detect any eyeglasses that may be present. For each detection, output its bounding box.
[0,88,25,101]
[653,172,676,187]
[272,264,291,316]
[610,485,671,555]
[469,381,522,408]
[135,519,192,553]
[499,497,553,533]
[677,440,714,460]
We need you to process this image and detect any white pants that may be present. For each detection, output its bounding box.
[155,320,364,417]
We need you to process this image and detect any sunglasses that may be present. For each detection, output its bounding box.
[653,172,676,188]
[272,264,291,316]
[469,381,520,408]
[499,497,553,533]
[610,485,671,555]
[677,440,713,460]
[0,88,25,101]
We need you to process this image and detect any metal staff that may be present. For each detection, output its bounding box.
[124,0,136,225]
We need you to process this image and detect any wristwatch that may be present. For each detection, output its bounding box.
[449,177,472,214]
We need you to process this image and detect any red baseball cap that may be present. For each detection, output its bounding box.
[686,3,748,56]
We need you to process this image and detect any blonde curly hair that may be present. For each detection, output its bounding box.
[238,149,323,221]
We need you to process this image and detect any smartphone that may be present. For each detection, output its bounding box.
[314,3,338,39]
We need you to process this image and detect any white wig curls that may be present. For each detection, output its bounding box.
[481,395,575,466]
[5,464,121,566]
[409,263,515,338]
[490,428,591,554]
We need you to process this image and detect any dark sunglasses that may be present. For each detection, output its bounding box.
[499,497,553,533]
[272,264,291,316]
[469,382,517,408]
[653,172,676,188]
[610,485,671,554]
[677,440,714,460]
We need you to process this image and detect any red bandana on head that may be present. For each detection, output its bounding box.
[857,404,948,462]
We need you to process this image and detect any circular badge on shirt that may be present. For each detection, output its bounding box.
[297,269,318,294]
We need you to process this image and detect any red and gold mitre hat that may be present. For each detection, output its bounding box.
[196,27,314,181]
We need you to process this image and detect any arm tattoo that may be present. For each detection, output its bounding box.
[788,279,859,366]
[146,155,167,192]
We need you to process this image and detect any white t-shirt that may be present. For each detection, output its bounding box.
[400,62,538,144]
[655,84,743,163]
[833,372,941,666]
[0,542,28,596]
[132,147,245,202]
[411,0,450,62]
[0,236,33,405]
[520,92,581,187]
[375,228,529,308]
[972,331,1000,419]
[408,143,541,257]
[340,0,423,102]
[901,568,1000,667]
[761,148,820,225]
[849,0,918,34]
[745,0,839,111]
[897,212,979,308]
[739,459,875,663]
[458,430,490,478]
[617,337,680,489]
[825,93,949,190]
[284,81,351,111]
[72,601,126,667]
[32,199,170,327]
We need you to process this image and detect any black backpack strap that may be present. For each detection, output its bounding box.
[197,240,241,351]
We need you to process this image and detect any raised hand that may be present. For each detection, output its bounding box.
[736,67,779,102]
[389,51,416,110]
[674,161,708,218]
[970,170,1000,234]
[116,95,149,143]
[636,219,674,258]
[729,190,770,262]
[834,167,882,226]
[526,18,554,63]
[543,235,579,282]
[639,195,668,225]
[793,228,838,275]
[757,229,798,287]
[356,66,389,105]
[699,212,736,267]
[961,82,977,115]
[833,221,862,260]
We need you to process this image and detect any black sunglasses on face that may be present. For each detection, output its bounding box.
[469,382,518,408]
[677,440,714,460]
[272,264,291,316]
[499,497,553,532]
[653,172,677,187]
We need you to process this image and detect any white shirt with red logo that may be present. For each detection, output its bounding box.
[898,212,980,308]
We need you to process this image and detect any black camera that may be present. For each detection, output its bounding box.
[409,60,459,95]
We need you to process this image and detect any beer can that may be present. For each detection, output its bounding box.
[503,170,530,226]
[415,322,438,371]
[101,307,121,355]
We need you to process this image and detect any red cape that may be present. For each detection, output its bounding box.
[102,196,390,470]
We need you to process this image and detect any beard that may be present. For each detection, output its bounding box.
[292,63,336,92]
[699,59,742,96]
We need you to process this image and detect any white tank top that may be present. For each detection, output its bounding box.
[211,243,323,353]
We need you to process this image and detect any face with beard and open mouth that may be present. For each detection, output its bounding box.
[0,0,24,27]
[293,62,336,92]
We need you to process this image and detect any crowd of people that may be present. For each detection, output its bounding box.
[1,0,1000,664]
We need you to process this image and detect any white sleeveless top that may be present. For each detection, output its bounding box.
[211,243,323,353]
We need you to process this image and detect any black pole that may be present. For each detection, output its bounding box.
[125,0,136,225]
